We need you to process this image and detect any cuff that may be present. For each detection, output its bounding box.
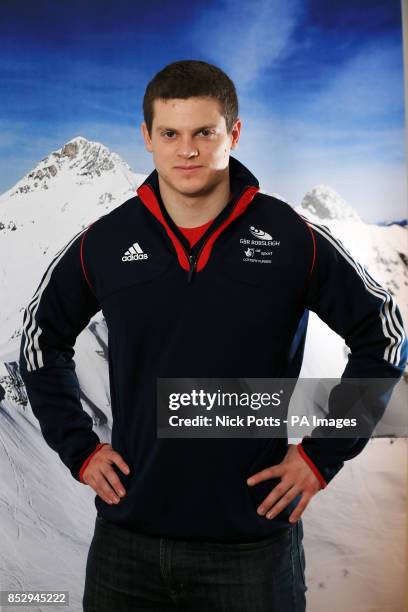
[79,442,109,484]
[297,442,328,489]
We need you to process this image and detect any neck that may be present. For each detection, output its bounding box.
[157,170,231,228]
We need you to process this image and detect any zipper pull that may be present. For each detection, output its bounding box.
[188,254,197,283]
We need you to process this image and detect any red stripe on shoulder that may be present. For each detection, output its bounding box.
[80,224,97,293]
[299,217,316,276]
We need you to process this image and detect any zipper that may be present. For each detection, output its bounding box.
[188,253,197,283]
[184,188,247,284]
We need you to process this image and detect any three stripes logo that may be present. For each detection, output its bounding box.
[122,242,148,262]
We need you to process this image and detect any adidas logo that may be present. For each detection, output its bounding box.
[122,242,148,262]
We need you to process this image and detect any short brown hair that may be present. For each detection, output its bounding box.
[142,60,239,136]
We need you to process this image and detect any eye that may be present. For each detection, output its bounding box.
[162,131,176,139]
[199,129,214,136]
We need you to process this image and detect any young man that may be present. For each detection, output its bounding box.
[19,60,407,611]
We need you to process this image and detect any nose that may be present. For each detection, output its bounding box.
[177,136,199,160]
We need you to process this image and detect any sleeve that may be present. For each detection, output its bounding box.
[297,216,408,488]
[19,225,106,483]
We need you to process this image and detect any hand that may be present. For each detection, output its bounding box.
[246,444,322,523]
[82,444,130,506]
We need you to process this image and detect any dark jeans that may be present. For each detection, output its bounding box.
[83,514,307,611]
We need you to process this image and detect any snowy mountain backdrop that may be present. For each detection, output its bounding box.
[0,137,407,611]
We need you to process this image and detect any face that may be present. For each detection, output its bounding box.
[141,96,241,198]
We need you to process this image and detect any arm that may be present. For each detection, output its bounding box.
[19,225,106,483]
[298,216,408,486]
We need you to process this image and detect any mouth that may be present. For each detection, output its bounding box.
[174,165,203,173]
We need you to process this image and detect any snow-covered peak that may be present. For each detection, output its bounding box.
[296,185,362,222]
[0,137,149,346]
[1,136,135,199]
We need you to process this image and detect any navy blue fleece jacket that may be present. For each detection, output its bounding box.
[19,156,407,542]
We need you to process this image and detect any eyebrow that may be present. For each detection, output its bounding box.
[155,125,217,133]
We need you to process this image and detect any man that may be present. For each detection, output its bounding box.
[19,60,407,611]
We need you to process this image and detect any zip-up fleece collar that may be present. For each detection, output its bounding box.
[137,156,260,280]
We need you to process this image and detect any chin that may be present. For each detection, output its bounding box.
[176,184,207,196]
[172,175,206,187]
[179,182,214,197]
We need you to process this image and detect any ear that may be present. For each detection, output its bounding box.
[230,118,242,150]
[141,122,153,153]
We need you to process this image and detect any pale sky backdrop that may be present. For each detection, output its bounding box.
[0,0,406,222]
